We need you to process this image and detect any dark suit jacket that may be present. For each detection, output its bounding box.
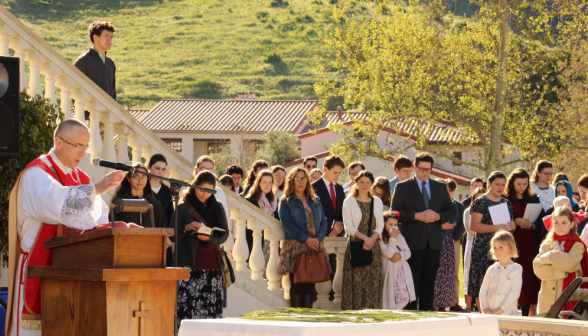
[451,200,465,242]
[312,178,345,237]
[391,177,456,250]
[462,196,472,209]
[74,48,116,100]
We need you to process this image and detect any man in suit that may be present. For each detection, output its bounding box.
[312,155,346,300]
[462,177,484,208]
[391,152,456,311]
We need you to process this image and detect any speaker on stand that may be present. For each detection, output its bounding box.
[0,56,20,156]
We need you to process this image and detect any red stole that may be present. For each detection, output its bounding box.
[553,233,588,313]
[20,155,90,325]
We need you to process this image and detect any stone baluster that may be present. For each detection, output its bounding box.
[41,62,62,107]
[86,99,105,161]
[314,281,333,310]
[128,134,147,164]
[115,124,131,164]
[70,87,90,123]
[0,24,14,56]
[281,240,291,301]
[9,36,31,91]
[222,201,234,259]
[248,218,265,284]
[56,75,77,120]
[25,50,46,98]
[100,112,119,162]
[323,237,348,311]
[231,209,250,273]
[264,229,281,293]
[141,146,152,163]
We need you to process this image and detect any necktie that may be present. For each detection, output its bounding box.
[329,182,337,212]
[422,181,430,209]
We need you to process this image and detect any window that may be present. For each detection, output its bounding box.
[244,140,265,154]
[452,151,462,166]
[207,140,229,155]
[162,138,182,153]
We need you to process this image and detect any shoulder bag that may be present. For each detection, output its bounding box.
[349,197,374,267]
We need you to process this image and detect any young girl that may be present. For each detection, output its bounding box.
[534,205,588,315]
[379,211,415,309]
[479,230,522,315]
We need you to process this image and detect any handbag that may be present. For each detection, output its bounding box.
[349,198,374,267]
[186,203,235,288]
[293,208,331,284]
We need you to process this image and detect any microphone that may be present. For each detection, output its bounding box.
[93,157,134,172]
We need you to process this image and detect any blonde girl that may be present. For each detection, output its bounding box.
[379,211,415,309]
[479,231,522,315]
[533,205,588,315]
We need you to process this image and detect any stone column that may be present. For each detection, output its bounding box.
[264,229,281,293]
[56,75,77,121]
[100,112,119,162]
[115,124,131,164]
[248,219,265,284]
[25,50,45,98]
[9,36,30,91]
[231,210,250,273]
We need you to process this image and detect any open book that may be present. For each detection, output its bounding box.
[189,226,226,236]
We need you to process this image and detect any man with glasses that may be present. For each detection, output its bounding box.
[342,161,365,192]
[6,118,124,336]
[303,156,318,173]
[389,155,413,195]
[391,152,455,311]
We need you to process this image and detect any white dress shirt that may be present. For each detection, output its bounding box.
[322,176,338,199]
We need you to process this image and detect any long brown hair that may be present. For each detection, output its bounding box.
[284,167,317,203]
[349,170,375,198]
[504,168,535,203]
[246,170,276,203]
[271,165,286,191]
[111,163,153,203]
[371,176,392,206]
[469,187,487,208]
[245,160,269,186]
[531,160,553,183]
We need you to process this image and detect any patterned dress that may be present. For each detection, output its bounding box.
[467,195,514,297]
[341,201,383,310]
[433,230,456,308]
[176,268,224,329]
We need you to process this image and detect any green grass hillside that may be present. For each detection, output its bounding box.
[1,0,479,109]
[0,0,363,109]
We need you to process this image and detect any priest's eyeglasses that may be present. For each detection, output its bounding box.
[59,137,90,152]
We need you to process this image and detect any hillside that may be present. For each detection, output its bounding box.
[1,0,478,109]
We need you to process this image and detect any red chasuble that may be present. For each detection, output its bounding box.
[7,154,90,331]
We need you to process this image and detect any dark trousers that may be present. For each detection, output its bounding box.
[289,273,315,308]
[405,242,441,311]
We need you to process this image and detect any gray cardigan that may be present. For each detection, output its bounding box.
[172,201,229,268]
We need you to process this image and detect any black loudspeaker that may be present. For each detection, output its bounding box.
[0,56,20,156]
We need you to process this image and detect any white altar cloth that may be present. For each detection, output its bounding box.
[178,314,499,336]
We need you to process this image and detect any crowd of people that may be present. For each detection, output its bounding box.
[109,149,588,324]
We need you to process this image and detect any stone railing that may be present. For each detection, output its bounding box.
[0,4,349,310]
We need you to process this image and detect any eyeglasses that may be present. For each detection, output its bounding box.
[417,167,432,173]
[130,174,148,181]
[59,137,90,152]
[294,177,308,183]
[306,165,317,170]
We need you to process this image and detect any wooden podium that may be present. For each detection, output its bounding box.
[28,227,189,336]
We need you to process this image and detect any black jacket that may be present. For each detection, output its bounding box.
[451,200,466,241]
[110,193,165,228]
[153,184,174,227]
[74,48,117,100]
[391,177,456,251]
[173,201,229,268]
[311,178,345,237]
[462,196,472,209]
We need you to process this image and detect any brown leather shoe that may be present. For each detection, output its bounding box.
[449,304,465,312]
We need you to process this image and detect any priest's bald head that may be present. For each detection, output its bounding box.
[53,118,90,169]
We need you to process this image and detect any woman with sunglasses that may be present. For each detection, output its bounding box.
[110,162,166,228]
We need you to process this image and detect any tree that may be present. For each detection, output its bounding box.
[256,131,300,166]
[0,90,62,265]
[312,1,588,176]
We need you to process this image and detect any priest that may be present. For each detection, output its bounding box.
[6,118,125,336]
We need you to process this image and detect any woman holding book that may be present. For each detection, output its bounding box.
[172,171,229,325]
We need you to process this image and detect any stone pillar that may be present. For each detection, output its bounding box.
[265,229,281,293]
[56,75,77,121]
[141,146,152,163]
[70,87,90,123]
[115,124,130,165]
[232,210,250,273]
[9,36,30,91]
[41,62,63,107]
[248,219,265,284]
[87,109,103,161]
[128,134,147,164]
[100,112,118,162]
[25,50,45,98]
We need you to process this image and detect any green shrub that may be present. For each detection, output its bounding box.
[256,131,300,166]
[264,53,283,64]
[173,77,223,99]
[0,90,62,265]
[270,0,289,8]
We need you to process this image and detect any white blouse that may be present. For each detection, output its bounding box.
[479,262,523,315]
[342,196,384,237]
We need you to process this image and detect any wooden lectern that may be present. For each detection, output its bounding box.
[28,227,189,336]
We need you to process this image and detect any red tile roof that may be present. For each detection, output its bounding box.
[301,111,466,144]
[134,99,318,133]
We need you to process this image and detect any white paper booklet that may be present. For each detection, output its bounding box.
[523,202,544,222]
[488,202,511,225]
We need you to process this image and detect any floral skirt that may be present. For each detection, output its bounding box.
[177,268,223,329]
[278,239,331,275]
[395,264,410,304]
[433,231,456,308]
